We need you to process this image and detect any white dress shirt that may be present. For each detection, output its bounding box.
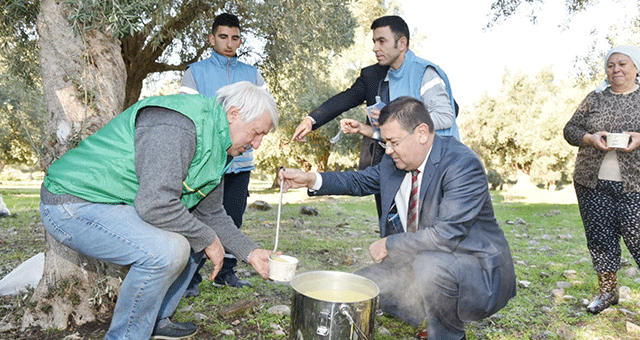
[395,150,430,231]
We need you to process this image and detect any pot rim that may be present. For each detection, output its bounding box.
[290,270,380,301]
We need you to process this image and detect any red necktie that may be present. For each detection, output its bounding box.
[407,170,419,233]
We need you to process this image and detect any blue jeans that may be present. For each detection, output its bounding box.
[40,202,204,340]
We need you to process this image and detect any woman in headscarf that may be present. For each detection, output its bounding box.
[564,45,640,314]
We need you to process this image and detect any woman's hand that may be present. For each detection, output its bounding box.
[621,131,640,152]
[584,131,611,151]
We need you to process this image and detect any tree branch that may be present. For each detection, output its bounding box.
[135,0,214,66]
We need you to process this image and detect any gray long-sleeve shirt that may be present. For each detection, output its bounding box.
[420,67,454,131]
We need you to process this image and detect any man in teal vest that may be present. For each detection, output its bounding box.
[291,15,459,219]
[40,81,278,340]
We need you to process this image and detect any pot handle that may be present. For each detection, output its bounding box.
[316,308,331,336]
[339,304,371,340]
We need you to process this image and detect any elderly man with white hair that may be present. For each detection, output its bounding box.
[39,81,278,339]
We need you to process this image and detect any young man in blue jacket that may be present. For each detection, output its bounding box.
[181,13,267,292]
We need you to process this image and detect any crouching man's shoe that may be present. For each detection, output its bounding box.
[152,319,197,339]
[213,271,252,288]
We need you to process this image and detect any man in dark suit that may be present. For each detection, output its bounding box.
[279,96,515,339]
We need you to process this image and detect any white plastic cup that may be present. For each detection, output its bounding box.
[268,254,298,282]
[607,133,630,149]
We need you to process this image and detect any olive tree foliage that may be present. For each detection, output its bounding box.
[0,0,39,86]
[0,62,45,170]
[573,14,640,86]
[1,0,362,166]
[487,0,640,81]
[0,1,45,170]
[461,68,589,189]
[487,0,599,27]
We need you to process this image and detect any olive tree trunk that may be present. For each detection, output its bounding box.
[22,0,128,331]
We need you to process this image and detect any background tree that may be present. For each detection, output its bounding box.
[2,0,362,167]
[481,0,640,189]
[0,1,44,173]
[0,64,45,172]
[461,67,588,189]
[488,0,599,27]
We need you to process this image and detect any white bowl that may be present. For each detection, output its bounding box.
[607,133,630,149]
[268,254,298,282]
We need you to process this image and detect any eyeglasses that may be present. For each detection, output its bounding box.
[378,126,417,150]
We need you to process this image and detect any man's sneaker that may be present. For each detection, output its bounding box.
[183,285,200,298]
[184,271,203,298]
[152,320,197,339]
[213,271,252,288]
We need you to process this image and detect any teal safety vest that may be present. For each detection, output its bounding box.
[43,94,232,209]
[389,50,459,138]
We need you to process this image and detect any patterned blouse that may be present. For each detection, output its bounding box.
[564,87,640,193]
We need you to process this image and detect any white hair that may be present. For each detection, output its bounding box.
[215,81,279,130]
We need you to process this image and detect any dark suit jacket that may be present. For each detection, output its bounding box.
[309,64,389,170]
[312,135,516,321]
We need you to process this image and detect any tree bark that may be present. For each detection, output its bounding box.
[23,0,128,331]
[21,233,126,330]
[37,0,126,169]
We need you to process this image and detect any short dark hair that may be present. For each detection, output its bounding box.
[379,96,433,133]
[212,13,240,35]
[371,15,410,47]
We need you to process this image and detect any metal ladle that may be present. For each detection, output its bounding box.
[271,177,285,257]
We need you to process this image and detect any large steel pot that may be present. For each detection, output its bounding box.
[289,271,379,340]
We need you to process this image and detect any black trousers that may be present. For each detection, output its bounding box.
[223,171,251,229]
[575,180,640,273]
[188,171,251,288]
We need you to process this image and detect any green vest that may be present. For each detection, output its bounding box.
[43,94,233,209]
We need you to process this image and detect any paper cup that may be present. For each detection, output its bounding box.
[268,254,298,282]
[607,133,630,149]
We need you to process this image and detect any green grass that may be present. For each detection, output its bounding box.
[1,185,639,339]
